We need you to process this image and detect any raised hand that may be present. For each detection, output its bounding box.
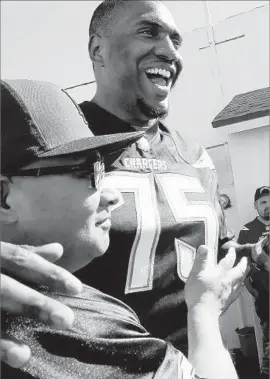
[185,245,249,315]
[1,242,82,368]
[251,235,269,271]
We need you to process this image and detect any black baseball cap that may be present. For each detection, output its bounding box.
[1,79,144,173]
[254,186,270,202]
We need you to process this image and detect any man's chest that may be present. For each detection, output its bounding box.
[246,222,269,243]
[103,140,220,294]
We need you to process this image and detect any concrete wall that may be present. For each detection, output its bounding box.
[166,4,269,147]
[229,126,270,226]
[228,124,269,357]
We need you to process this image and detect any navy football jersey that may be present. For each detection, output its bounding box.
[77,102,233,350]
[238,217,269,245]
[237,218,269,322]
[2,285,195,379]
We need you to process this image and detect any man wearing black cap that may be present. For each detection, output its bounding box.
[238,187,270,246]
[238,186,269,378]
[1,79,248,379]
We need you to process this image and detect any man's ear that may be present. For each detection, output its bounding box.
[254,201,260,214]
[0,177,17,224]
[88,34,105,67]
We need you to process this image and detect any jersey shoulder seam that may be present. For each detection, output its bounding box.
[159,123,204,165]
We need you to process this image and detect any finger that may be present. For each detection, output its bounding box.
[191,245,210,273]
[226,256,249,285]
[1,334,31,368]
[221,284,244,315]
[244,278,259,298]
[19,243,64,263]
[230,284,245,304]
[253,236,268,257]
[1,243,82,295]
[217,248,236,274]
[259,235,269,244]
[1,274,74,330]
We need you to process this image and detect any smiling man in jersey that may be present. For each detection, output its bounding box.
[76,0,264,352]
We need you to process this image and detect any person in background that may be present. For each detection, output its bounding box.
[237,186,269,379]
[1,79,248,379]
[220,194,232,210]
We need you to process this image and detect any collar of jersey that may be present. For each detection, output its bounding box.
[79,101,166,144]
[79,101,135,136]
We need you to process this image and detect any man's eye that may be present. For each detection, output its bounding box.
[139,28,156,37]
[172,39,181,48]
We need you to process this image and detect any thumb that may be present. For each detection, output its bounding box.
[191,245,209,274]
[20,243,64,263]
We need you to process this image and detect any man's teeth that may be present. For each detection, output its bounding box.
[146,68,171,79]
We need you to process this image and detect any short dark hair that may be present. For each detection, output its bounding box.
[89,0,162,37]
[89,0,126,37]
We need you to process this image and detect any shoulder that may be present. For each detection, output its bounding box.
[49,285,142,332]
[237,219,257,243]
[159,123,211,167]
[79,100,91,113]
[244,218,259,230]
[78,101,96,125]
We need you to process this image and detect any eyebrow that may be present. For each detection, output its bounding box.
[136,19,183,45]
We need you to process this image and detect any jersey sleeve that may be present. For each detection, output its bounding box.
[2,285,196,379]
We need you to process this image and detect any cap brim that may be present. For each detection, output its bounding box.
[38,131,144,158]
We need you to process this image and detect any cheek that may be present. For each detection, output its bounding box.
[27,185,100,224]
[107,41,140,84]
[82,191,101,220]
[61,190,101,231]
[108,37,133,63]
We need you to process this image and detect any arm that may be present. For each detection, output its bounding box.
[185,246,248,379]
[188,308,236,379]
[1,242,82,368]
[222,237,269,272]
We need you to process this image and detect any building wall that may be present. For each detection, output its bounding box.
[166,4,269,148]
[229,126,270,229]
[228,124,269,357]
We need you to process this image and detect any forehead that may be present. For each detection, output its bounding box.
[220,195,228,202]
[112,1,180,36]
[257,195,270,203]
[21,153,99,170]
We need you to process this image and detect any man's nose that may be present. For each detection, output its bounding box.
[154,36,181,63]
[100,187,123,210]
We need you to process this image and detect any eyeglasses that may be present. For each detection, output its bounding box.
[4,158,105,191]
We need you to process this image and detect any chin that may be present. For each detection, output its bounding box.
[93,237,110,257]
[137,97,169,119]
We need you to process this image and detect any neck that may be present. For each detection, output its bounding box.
[257,216,270,225]
[92,92,159,136]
